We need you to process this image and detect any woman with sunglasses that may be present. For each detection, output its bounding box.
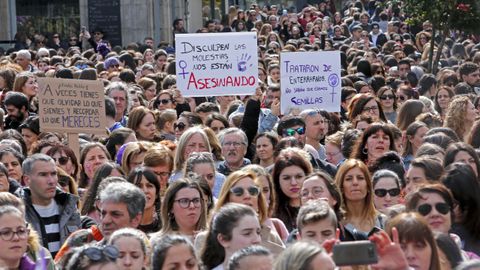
[153,90,176,111]
[127,167,162,233]
[174,112,204,140]
[377,86,398,124]
[406,184,454,236]
[272,148,313,232]
[372,169,402,214]
[66,244,119,270]
[151,179,207,243]
[47,144,80,180]
[210,170,285,255]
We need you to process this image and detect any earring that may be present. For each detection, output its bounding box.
[362,147,368,154]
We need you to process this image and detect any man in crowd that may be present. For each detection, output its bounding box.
[4,92,31,130]
[18,154,81,258]
[300,109,328,160]
[15,49,36,72]
[54,181,145,262]
[459,62,480,94]
[217,128,251,176]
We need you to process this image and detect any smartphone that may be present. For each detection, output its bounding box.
[332,241,378,266]
[81,26,86,33]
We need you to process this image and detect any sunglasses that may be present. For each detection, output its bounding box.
[82,245,119,261]
[398,95,408,101]
[417,202,450,216]
[174,122,186,131]
[380,94,395,100]
[374,188,400,197]
[158,99,172,104]
[283,127,305,137]
[53,156,70,165]
[230,186,260,197]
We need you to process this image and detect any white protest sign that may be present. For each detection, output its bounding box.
[280,51,341,114]
[175,32,258,97]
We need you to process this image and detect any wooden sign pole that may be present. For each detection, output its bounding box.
[67,133,80,163]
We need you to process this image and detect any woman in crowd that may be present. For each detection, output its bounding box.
[404,157,443,194]
[442,163,480,255]
[153,179,207,242]
[272,148,313,232]
[57,167,78,196]
[201,203,261,270]
[66,245,119,270]
[444,142,480,178]
[127,167,162,233]
[79,142,110,189]
[0,206,33,270]
[335,159,385,240]
[206,113,229,135]
[184,152,225,198]
[108,228,150,270]
[0,148,24,184]
[137,77,157,102]
[301,171,342,221]
[347,94,388,123]
[80,162,125,222]
[325,131,345,166]
[274,241,335,270]
[253,132,278,168]
[212,170,285,255]
[105,128,137,161]
[402,121,429,169]
[174,112,204,140]
[127,106,156,142]
[351,123,397,167]
[396,100,425,131]
[151,234,200,270]
[120,142,151,175]
[153,90,177,112]
[406,184,454,236]
[143,145,174,197]
[444,96,478,142]
[434,86,455,120]
[386,212,442,270]
[170,127,211,181]
[46,144,80,180]
[372,169,402,214]
[13,71,38,113]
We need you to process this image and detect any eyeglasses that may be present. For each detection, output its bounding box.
[94,32,102,36]
[153,171,170,178]
[158,99,172,104]
[326,151,341,157]
[362,106,379,112]
[374,188,400,197]
[174,122,186,131]
[223,141,245,148]
[283,127,305,137]
[380,94,395,100]
[397,95,408,101]
[0,226,29,241]
[174,198,202,209]
[82,245,119,262]
[53,156,70,165]
[417,202,450,216]
[230,186,260,197]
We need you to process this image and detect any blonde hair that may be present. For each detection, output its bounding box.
[444,96,472,140]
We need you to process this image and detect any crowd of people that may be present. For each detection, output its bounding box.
[0,0,480,269]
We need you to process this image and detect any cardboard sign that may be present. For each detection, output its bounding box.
[38,78,106,134]
[280,51,341,114]
[175,32,258,97]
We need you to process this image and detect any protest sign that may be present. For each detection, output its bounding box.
[175,32,258,97]
[280,51,341,114]
[38,78,106,134]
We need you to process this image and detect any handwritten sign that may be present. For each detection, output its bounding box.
[38,78,106,134]
[175,32,258,97]
[280,51,341,114]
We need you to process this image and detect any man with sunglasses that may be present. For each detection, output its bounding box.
[277,116,337,177]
